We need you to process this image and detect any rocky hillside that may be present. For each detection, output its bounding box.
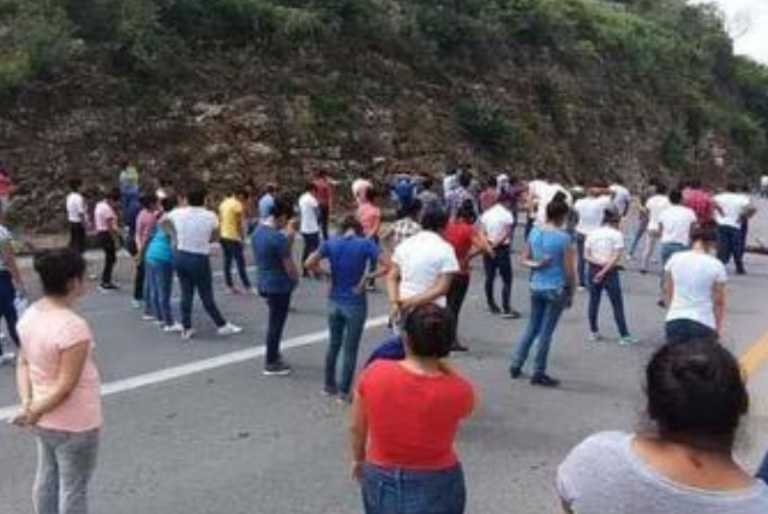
[1,0,767,230]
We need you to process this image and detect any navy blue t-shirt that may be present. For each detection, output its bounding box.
[252,225,294,294]
[320,235,379,306]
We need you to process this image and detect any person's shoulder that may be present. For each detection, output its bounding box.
[569,431,630,460]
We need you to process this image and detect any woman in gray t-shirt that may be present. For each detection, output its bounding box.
[557,341,768,514]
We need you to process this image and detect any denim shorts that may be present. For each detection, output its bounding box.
[361,462,466,514]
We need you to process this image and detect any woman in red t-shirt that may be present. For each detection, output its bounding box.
[443,199,492,351]
[351,304,477,514]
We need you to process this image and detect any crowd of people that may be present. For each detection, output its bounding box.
[2,155,768,514]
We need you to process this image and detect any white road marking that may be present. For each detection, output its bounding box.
[0,315,390,422]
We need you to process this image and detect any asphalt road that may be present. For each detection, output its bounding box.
[1,203,767,514]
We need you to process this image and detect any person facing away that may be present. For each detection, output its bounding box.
[663,223,727,344]
[145,195,183,333]
[656,189,697,306]
[380,197,422,253]
[417,176,441,212]
[218,188,253,294]
[351,303,477,514]
[258,183,278,223]
[0,208,26,365]
[510,198,576,388]
[133,191,159,315]
[94,187,121,292]
[312,169,333,241]
[584,208,638,345]
[253,195,300,376]
[573,186,614,288]
[11,249,103,514]
[640,183,670,273]
[682,179,715,225]
[714,182,757,275]
[66,178,89,255]
[387,205,459,321]
[298,181,321,278]
[480,192,520,318]
[557,340,768,514]
[478,176,499,213]
[165,182,242,341]
[304,214,386,402]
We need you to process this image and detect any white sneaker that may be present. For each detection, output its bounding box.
[217,323,243,337]
[142,314,155,322]
[181,328,196,341]
[163,323,184,333]
[589,333,603,343]
[131,300,143,310]
[0,352,16,366]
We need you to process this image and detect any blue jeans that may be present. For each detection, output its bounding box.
[511,289,567,374]
[146,260,175,326]
[263,292,292,365]
[326,300,367,396]
[628,216,648,258]
[575,233,587,287]
[361,463,466,514]
[588,265,629,337]
[717,225,745,273]
[758,449,768,484]
[0,270,19,354]
[483,244,513,312]
[665,319,718,344]
[221,238,251,289]
[174,251,226,330]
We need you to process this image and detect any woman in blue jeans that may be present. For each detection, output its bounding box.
[253,195,299,376]
[305,214,385,402]
[510,198,576,388]
[145,196,182,333]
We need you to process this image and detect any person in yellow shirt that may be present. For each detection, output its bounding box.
[219,189,252,294]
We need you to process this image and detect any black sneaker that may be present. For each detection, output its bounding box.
[509,367,522,379]
[263,361,292,376]
[451,342,469,352]
[501,309,522,320]
[488,305,501,315]
[99,283,119,293]
[530,373,560,388]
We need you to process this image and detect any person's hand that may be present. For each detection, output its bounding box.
[350,461,363,482]
[537,255,553,268]
[593,272,605,284]
[9,405,41,427]
[389,300,401,320]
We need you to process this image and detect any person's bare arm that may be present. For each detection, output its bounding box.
[386,262,402,316]
[400,273,454,310]
[162,218,177,249]
[593,248,623,282]
[283,257,299,285]
[663,272,674,306]
[15,347,32,411]
[349,392,368,481]
[14,342,89,426]
[469,229,493,259]
[303,250,326,277]
[713,282,726,336]
[563,245,577,291]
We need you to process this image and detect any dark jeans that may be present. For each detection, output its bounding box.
[220,238,251,289]
[319,204,330,241]
[97,232,116,286]
[511,289,567,374]
[447,273,470,338]
[665,319,718,344]
[263,292,292,365]
[68,222,86,254]
[174,251,226,330]
[758,450,768,484]
[361,463,466,514]
[575,233,587,287]
[133,259,145,302]
[717,225,745,273]
[0,270,19,354]
[326,300,367,396]
[588,265,629,337]
[146,260,175,326]
[483,245,513,312]
[301,232,320,275]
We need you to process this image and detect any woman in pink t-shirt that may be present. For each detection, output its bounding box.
[11,248,102,514]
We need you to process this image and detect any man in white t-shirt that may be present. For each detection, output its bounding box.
[387,206,458,317]
[664,224,727,343]
[714,183,756,275]
[66,178,88,255]
[657,189,697,306]
[584,209,637,345]
[535,182,572,227]
[641,184,671,273]
[166,183,242,340]
[480,197,520,318]
[298,182,321,278]
[573,187,613,288]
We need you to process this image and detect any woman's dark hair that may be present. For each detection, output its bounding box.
[140,191,158,209]
[691,222,718,245]
[69,178,82,191]
[398,198,423,220]
[403,304,455,359]
[646,341,748,451]
[456,198,477,223]
[421,205,449,232]
[34,248,87,297]
[185,182,207,207]
[160,196,177,213]
[603,208,621,225]
[339,214,364,236]
[271,194,295,219]
[459,172,472,189]
[422,177,434,190]
[669,189,683,205]
[546,199,570,225]
[105,187,121,202]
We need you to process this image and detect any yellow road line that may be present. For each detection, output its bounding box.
[740,332,768,379]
